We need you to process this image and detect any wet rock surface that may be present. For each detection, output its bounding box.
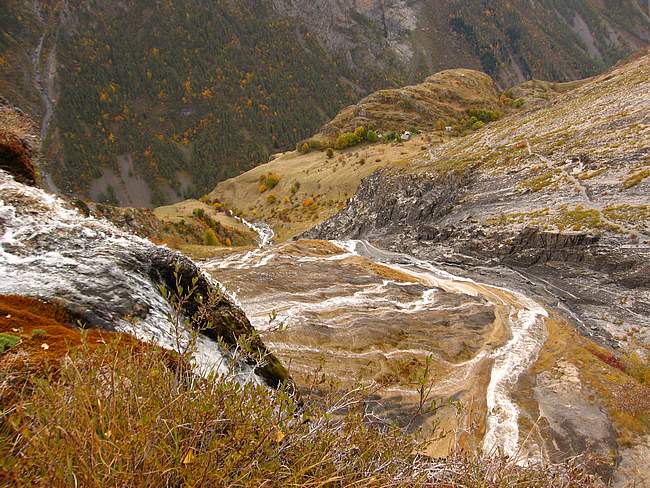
[0,169,287,387]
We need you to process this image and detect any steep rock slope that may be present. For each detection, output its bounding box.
[274,0,650,87]
[308,50,650,347]
[302,51,650,481]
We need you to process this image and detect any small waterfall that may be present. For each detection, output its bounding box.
[0,170,261,383]
[234,215,275,247]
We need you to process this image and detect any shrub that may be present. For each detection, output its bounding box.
[326,148,334,158]
[335,131,361,150]
[354,126,366,140]
[259,173,281,192]
[366,130,378,143]
[303,197,315,207]
[383,131,399,142]
[297,139,323,153]
[203,228,219,246]
[31,329,47,339]
[0,333,20,353]
[467,109,501,123]
[266,194,277,204]
[471,120,486,131]
[192,208,206,219]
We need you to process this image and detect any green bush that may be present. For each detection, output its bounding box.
[354,126,366,140]
[259,173,281,192]
[335,131,361,150]
[0,333,20,353]
[326,148,334,158]
[471,120,486,131]
[383,131,399,142]
[467,109,501,123]
[203,228,219,246]
[366,130,378,143]
[31,329,47,339]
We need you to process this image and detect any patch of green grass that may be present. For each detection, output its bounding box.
[0,333,20,353]
[554,205,623,233]
[31,329,47,339]
[519,170,562,192]
[486,208,550,226]
[603,204,650,224]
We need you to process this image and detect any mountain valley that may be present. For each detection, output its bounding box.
[1,3,650,486]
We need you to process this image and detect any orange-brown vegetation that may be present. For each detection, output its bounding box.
[0,295,139,370]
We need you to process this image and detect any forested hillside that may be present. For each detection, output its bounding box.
[1,0,648,205]
[2,0,369,205]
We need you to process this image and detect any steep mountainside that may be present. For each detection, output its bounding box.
[275,0,650,87]
[1,0,648,206]
[306,49,650,344]
[196,50,650,485]
[299,50,650,482]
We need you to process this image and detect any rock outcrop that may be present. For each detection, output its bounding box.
[317,69,502,139]
[307,51,650,347]
[0,98,38,186]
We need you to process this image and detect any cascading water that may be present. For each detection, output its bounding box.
[0,170,261,382]
[205,236,549,458]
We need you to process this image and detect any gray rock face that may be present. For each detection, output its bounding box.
[305,166,650,347]
[272,0,650,86]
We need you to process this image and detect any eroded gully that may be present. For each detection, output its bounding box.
[202,226,549,459]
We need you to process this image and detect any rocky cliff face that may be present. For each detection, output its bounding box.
[274,0,650,87]
[307,50,650,348]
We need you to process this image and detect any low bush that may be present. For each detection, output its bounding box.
[259,173,281,193]
[0,333,20,353]
[467,108,501,123]
[335,131,361,150]
[334,126,382,150]
[366,129,378,143]
[31,329,47,339]
[203,228,219,246]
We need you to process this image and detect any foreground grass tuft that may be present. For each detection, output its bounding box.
[0,340,602,487]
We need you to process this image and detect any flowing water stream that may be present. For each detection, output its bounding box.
[204,233,548,458]
[0,170,260,382]
[0,170,550,457]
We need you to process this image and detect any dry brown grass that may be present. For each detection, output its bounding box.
[0,330,603,487]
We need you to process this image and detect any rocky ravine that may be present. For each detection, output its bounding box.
[304,50,650,483]
[307,51,650,347]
